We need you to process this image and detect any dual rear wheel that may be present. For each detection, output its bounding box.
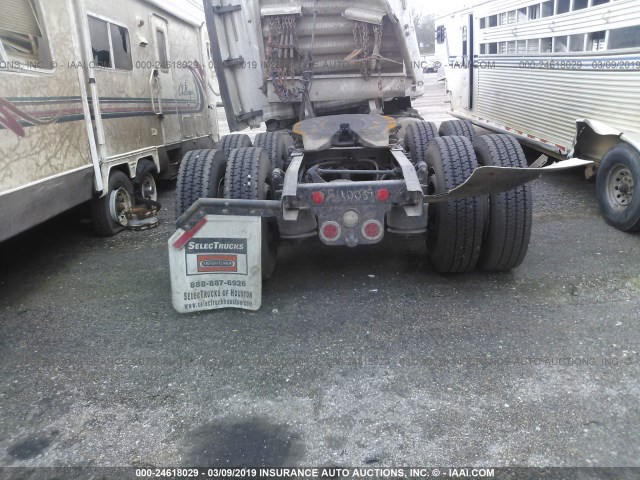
[92,160,159,237]
[175,134,283,279]
[423,127,532,273]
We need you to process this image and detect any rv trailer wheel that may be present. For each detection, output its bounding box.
[473,134,533,271]
[219,134,252,159]
[135,160,158,202]
[91,170,134,237]
[425,136,484,273]
[253,131,291,170]
[438,120,476,142]
[175,149,227,220]
[404,121,439,163]
[596,143,640,232]
[224,147,278,279]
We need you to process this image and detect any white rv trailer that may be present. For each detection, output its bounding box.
[435,0,640,231]
[0,0,220,240]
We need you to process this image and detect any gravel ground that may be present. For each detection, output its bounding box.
[1,76,639,471]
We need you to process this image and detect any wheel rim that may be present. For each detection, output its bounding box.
[140,173,158,201]
[606,164,634,210]
[109,187,132,226]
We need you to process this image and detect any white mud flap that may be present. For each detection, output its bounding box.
[168,215,262,312]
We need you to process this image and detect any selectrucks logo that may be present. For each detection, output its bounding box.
[186,238,247,254]
[197,255,238,273]
[185,238,248,276]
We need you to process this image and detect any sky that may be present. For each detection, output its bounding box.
[412,0,472,17]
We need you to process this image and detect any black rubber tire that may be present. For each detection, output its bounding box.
[91,170,134,237]
[438,119,476,142]
[253,131,290,170]
[473,134,533,271]
[219,134,252,160]
[135,160,158,201]
[175,149,227,220]
[596,143,640,232]
[404,121,439,163]
[426,136,484,273]
[224,147,278,279]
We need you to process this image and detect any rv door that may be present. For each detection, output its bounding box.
[151,15,181,144]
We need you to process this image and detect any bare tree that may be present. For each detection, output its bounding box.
[411,7,424,30]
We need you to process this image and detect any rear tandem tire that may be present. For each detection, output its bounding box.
[254,131,291,170]
[91,170,134,237]
[596,143,640,232]
[473,134,533,271]
[438,119,476,142]
[175,149,227,220]
[404,121,439,163]
[224,147,278,279]
[426,136,484,273]
[219,134,252,160]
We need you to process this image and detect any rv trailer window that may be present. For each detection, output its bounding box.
[0,0,53,69]
[517,40,527,53]
[541,1,554,17]
[156,29,169,71]
[527,39,539,53]
[436,26,446,44]
[541,37,552,53]
[489,43,497,54]
[480,44,486,54]
[89,16,112,68]
[573,0,588,10]
[110,24,133,70]
[591,0,609,5]
[556,0,570,14]
[488,15,498,27]
[479,17,486,29]
[528,4,540,20]
[507,10,517,24]
[608,25,640,49]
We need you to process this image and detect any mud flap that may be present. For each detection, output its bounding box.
[424,158,594,203]
[168,215,262,312]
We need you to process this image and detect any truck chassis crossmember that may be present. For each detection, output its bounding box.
[176,115,591,259]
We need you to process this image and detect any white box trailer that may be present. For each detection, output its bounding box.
[0,0,220,240]
[435,0,640,231]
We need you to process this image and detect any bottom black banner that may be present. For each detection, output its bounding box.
[0,467,638,480]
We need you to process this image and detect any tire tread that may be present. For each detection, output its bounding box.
[473,134,532,271]
[427,136,483,273]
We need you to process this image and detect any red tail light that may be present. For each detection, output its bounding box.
[376,188,390,202]
[312,191,325,205]
[362,220,383,241]
[320,221,341,242]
